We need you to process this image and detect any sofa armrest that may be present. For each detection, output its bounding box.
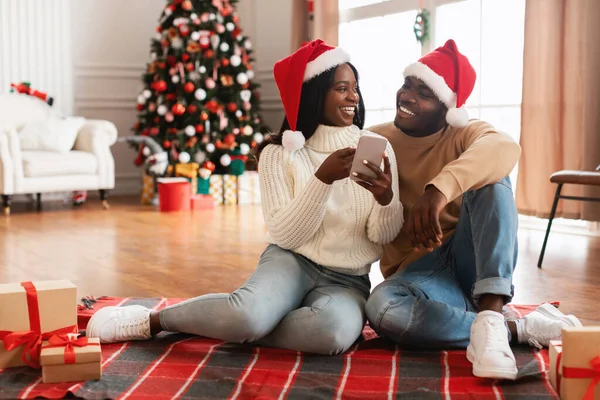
[74,119,118,151]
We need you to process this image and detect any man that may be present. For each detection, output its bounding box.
[365,39,581,380]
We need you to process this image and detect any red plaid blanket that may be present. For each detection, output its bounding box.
[0,297,559,399]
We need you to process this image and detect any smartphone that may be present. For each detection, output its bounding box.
[350,134,388,181]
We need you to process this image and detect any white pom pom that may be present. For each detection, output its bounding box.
[446,107,469,128]
[281,130,305,152]
[142,147,151,157]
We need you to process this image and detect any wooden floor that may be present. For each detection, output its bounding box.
[1,196,599,325]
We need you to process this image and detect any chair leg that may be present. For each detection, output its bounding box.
[99,189,109,210]
[538,184,563,268]
[2,195,11,216]
[36,193,42,211]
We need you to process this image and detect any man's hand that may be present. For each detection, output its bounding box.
[406,185,448,251]
[352,154,393,206]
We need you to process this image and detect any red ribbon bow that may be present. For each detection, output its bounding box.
[562,355,600,400]
[43,334,94,364]
[0,282,77,368]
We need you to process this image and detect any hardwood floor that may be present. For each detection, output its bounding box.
[1,196,599,325]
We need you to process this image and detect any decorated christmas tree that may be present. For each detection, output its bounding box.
[131,0,265,176]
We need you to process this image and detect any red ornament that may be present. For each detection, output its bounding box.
[172,103,186,115]
[203,161,216,172]
[206,100,220,113]
[169,4,176,11]
[224,133,235,146]
[222,58,230,67]
[169,128,178,134]
[195,124,205,133]
[163,140,172,148]
[136,104,144,111]
[166,93,177,101]
[251,141,257,148]
[154,117,160,124]
[215,140,223,149]
[200,111,209,121]
[167,56,176,66]
[182,0,192,10]
[180,25,190,37]
[187,104,198,114]
[222,7,232,17]
[156,26,162,33]
[150,127,159,136]
[186,62,194,72]
[152,80,167,92]
[184,82,195,93]
[181,53,190,62]
[227,102,237,112]
[205,49,214,58]
[233,28,242,38]
[134,122,140,130]
[233,16,239,23]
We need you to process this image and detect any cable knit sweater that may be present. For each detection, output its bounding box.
[258,124,404,275]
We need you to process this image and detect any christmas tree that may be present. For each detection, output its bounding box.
[132,0,265,176]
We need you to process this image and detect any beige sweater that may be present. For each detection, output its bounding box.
[368,120,521,278]
[258,124,404,275]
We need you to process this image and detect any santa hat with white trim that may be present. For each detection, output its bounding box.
[273,39,350,151]
[403,39,476,128]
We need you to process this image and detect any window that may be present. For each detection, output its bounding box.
[339,0,526,183]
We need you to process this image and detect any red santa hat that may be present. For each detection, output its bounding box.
[273,39,350,151]
[403,39,476,128]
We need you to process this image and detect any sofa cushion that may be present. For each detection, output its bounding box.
[21,151,98,177]
[0,93,55,130]
[18,117,86,153]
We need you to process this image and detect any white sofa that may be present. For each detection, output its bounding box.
[0,93,117,215]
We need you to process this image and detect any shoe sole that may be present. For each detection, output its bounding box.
[536,303,582,327]
[466,344,518,380]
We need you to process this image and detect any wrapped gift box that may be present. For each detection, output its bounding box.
[157,178,191,212]
[560,326,600,400]
[549,340,562,393]
[238,171,261,205]
[141,172,155,205]
[40,335,101,384]
[167,163,199,195]
[0,280,78,368]
[209,174,238,205]
[191,194,215,210]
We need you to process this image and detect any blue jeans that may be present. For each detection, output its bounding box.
[159,244,371,355]
[365,177,518,349]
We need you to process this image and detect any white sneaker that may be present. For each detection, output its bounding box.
[86,305,152,344]
[516,303,582,349]
[467,311,518,380]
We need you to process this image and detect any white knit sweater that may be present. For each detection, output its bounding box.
[258,124,404,275]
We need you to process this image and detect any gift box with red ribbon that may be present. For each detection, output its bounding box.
[559,326,600,400]
[0,280,78,369]
[40,334,101,383]
[549,340,562,393]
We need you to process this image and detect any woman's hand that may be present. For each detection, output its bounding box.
[352,155,393,206]
[315,148,356,184]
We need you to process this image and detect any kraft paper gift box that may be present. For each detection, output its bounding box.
[237,171,261,205]
[549,340,562,393]
[40,335,101,384]
[0,280,78,369]
[141,171,155,205]
[560,326,600,400]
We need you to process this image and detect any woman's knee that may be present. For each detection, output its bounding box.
[366,282,416,338]
[315,315,364,355]
[224,295,277,343]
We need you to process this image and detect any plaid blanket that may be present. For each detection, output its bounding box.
[0,297,559,399]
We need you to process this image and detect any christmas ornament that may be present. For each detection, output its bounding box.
[209,13,216,20]
[199,36,210,48]
[185,125,196,136]
[233,128,240,135]
[153,80,167,92]
[200,111,209,121]
[143,89,152,98]
[236,72,248,85]
[163,140,172,148]
[227,102,237,112]
[187,42,201,53]
[222,58,230,67]
[137,94,146,104]
[182,0,192,10]
[240,143,250,155]
[244,39,252,50]
[253,133,264,143]
[230,55,241,67]
[195,88,207,100]
[413,8,430,44]
[150,127,159,136]
[195,124,205,133]
[181,53,190,62]
[188,104,198,113]
[243,125,254,135]
[216,24,225,34]
[172,103,186,115]
[226,22,235,31]
[184,82,195,92]
[195,152,207,165]
[206,78,216,89]
[164,7,173,16]
[223,133,236,147]
[191,31,201,41]
[203,161,216,172]
[178,151,191,163]
[205,49,215,58]
[148,103,157,112]
[220,75,234,86]
[235,110,242,117]
[210,34,221,49]
[247,69,255,79]
[185,136,197,148]
[191,13,198,20]
[220,42,230,52]
[171,37,183,49]
[243,101,251,111]
[165,112,175,122]
[206,143,215,152]
[220,154,231,166]
[240,90,251,102]
[172,75,180,83]
[180,25,190,36]
[199,66,207,74]
[157,105,168,115]
[201,13,209,22]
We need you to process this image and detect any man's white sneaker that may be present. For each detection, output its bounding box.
[467,310,518,380]
[516,303,582,349]
[86,305,152,344]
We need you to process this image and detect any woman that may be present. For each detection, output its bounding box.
[86,40,403,355]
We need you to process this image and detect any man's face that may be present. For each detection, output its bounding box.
[394,76,447,136]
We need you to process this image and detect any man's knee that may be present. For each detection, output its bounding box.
[366,282,415,339]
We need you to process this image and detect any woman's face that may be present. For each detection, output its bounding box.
[322,64,360,127]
